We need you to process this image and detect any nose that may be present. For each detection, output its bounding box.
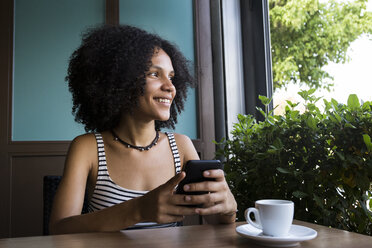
[161,77,176,93]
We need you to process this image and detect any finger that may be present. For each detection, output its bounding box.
[177,192,224,206]
[163,172,186,191]
[174,206,199,216]
[156,214,185,224]
[170,193,217,206]
[203,169,225,181]
[169,194,196,205]
[184,180,227,193]
[195,203,224,216]
[165,203,199,216]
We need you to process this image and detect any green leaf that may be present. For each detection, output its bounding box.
[324,99,332,111]
[306,116,317,129]
[347,94,360,111]
[286,100,299,108]
[267,149,277,154]
[258,95,272,105]
[363,134,372,152]
[277,167,291,174]
[334,113,341,122]
[290,110,300,119]
[335,151,345,161]
[331,98,339,109]
[273,138,283,149]
[308,88,316,95]
[285,105,291,113]
[313,194,324,209]
[258,109,266,117]
[298,90,309,100]
[344,123,356,129]
[362,101,371,112]
[329,115,338,124]
[292,191,309,199]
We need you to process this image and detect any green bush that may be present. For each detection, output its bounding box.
[217,90,372,235]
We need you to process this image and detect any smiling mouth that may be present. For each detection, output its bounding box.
[155,98,171,104]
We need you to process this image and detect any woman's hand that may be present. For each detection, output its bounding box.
[137,172,198,224]
[181,169,237,222]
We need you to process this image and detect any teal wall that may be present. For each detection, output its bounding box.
[12,0,197,141]
[119,0,197,139]
[13,0,104,141]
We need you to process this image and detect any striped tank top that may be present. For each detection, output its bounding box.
[88,132,182,229]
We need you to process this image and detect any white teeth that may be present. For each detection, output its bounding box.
[157,98,171,103]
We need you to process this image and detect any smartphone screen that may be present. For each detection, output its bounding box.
[176,160,224,195]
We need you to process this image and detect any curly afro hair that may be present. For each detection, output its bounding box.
[66,24,195,132]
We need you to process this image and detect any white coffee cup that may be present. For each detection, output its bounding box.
[245,199,294,237]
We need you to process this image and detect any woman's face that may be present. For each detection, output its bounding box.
[135,48,176,122]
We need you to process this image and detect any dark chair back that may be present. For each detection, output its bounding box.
[43,175,89,235]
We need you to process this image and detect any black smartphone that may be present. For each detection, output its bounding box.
[176,160,224,195]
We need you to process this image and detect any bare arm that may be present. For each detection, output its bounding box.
[49,134,144,233]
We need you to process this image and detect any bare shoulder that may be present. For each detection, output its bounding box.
[50,133,97,227]
[68,133,97,157]
[172,133,194,150]
[172,133,199,165]
[70,133,97,147]
[172,133,192,144]
[65,133,98,172]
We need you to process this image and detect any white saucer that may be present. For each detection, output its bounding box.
[236,224,317,247]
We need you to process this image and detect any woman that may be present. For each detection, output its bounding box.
[49,25,237,234]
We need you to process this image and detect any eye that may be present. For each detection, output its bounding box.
[168,74,175,81]
[148,72,158,77]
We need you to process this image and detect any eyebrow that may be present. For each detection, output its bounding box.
[149,65,175,74]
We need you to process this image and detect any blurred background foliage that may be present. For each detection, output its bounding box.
[270,0,372,90]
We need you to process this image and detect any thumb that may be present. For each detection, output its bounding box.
[163,172,185,191]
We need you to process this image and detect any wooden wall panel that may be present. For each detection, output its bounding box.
[10,155,65,237]
[0,0,13,238]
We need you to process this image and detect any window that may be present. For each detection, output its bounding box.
[271,0,372,114]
